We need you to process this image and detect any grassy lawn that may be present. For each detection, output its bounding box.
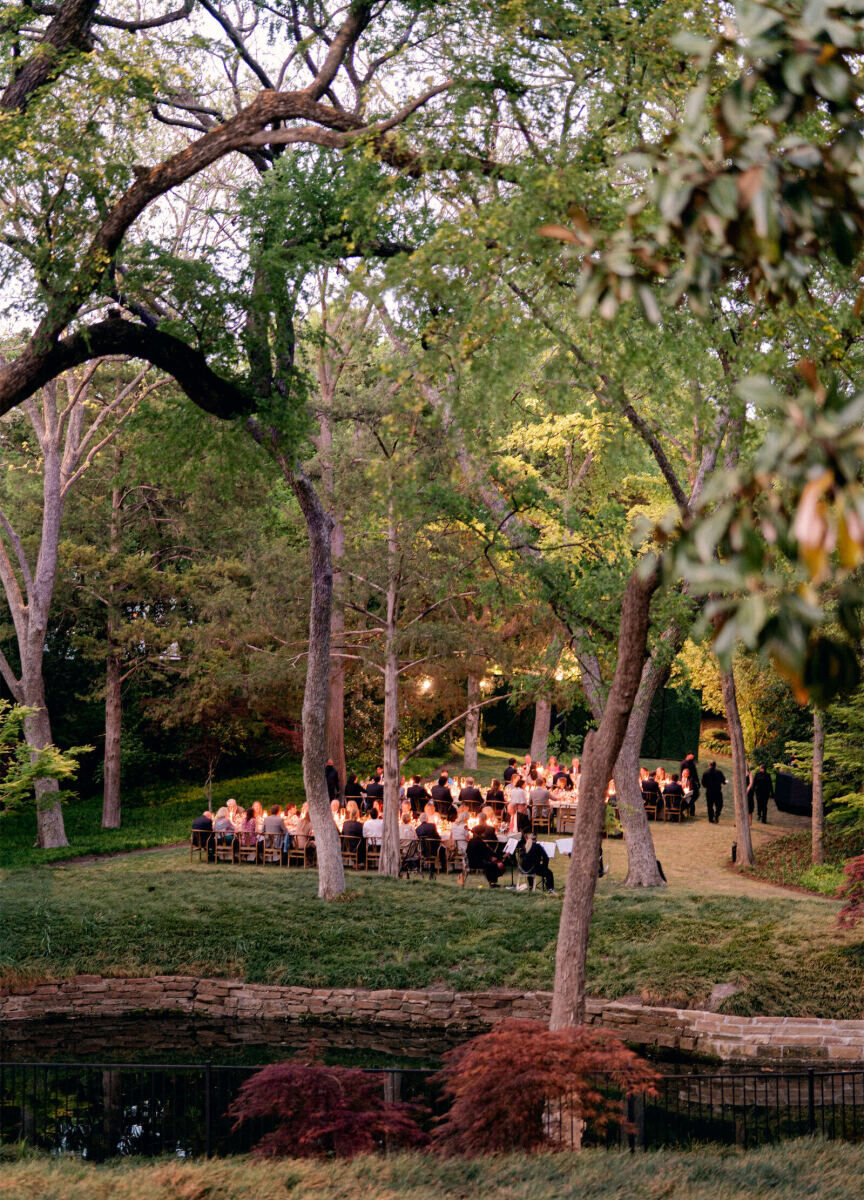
[3,1142,864,1200]
[2,849,864,1015]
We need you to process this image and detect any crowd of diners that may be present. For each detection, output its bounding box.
[191,749,751,891]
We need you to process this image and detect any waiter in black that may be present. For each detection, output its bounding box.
[701,761,726,824]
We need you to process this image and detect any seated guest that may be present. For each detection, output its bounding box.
[400,798,413,820]
[226,797,242,828]
[473,810,498,847]
[192,810,214,860]
[547,756,559,776]
[641,769,661,811]
[406,775,431,812]
[530,780,551,807]
[465,830,504,888]
[399,812,417,841]
[458,777,483,812]
[330,798,343,827]
[241,806,262,861]
[262,803,289,862]
[552,768,572,790]
[252,800,265,827]
[503,758,519,784]
[325,759,339,800]
[662,773,684,815]
[341,801,365,865]
[213,806,233,833]
[363,804,384,845]
[506,801,531,835]
[451,805,471,853]
[430,775,456,819]
[509,777,527,807]
[345,772,363,800]
[295,804,313,850]
[415,803,447,873]
[362,773,384,813]
[486,779,505,811]
[680,767,697,817]
[518,834,555,893]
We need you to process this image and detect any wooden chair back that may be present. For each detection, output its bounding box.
[262,832,283,866]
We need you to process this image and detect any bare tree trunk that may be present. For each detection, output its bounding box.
[721,666,753,868]
[102,465,122,828]
[812,707,825,866]
[530,696,552,763]
[325,513,346,798]
[463,674,480,770]
[286,465,345,899]
[613,731,665,887]
[24,693,67,848]
[380,499,401,877]
[101,649,122,828]
[550,566,658,1029]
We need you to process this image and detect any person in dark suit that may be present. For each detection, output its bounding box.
[640,770,661,817]
[751,765,774,823]
[503,758,518,784]
[701,761,726,823]
[415,804,447,872]
[465,830,504,887]
[458,777,483,812]
[341,801,365,865]
[552,769,572,790]
[406,775,431,813]
[344,772,363,800]
[517,834,555,893]
[191,811,214,860]
[324,759,339,801]
[430,776,456,818]
[680,752,698,786]
[662,773,684,817]
[505,802,531,835]
[362,774,384,813]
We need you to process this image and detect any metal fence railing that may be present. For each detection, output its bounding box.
[3,1061,864,1158]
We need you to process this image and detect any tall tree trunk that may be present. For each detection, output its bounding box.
[613,733,665,888]
[102,464,122,828]
[325,513,346,798]
[287,466,345,899]
[379,499,401,877]
[530,696,552,763]
[101,650,122,828]
[721,665,753,868]
[24,690,67,849]
[812,707,825,866]
[463,674,480,770]
[550,566,658,1029]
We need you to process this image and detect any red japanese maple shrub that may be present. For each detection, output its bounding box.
[430,1019,659,1156]
[226,1061,429,1158]
[837,854,864,928]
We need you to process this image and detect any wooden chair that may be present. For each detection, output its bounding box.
[556,806,577,835]
[398,838,421,876]
[641,790,657,821]
[213,831,236,864]
[420,837,445,876]
[663,793,683,822]
[237,834,261,864]
[340,834,363,870]
[189,831,212,863]
[364,839,381,871]
[262,833,283,866]
[531,806,552,835]
[286,839,308,868]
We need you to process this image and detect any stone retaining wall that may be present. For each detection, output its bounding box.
[2,976,864,1064]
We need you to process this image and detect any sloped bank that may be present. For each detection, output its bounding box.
[3,976,864,1065]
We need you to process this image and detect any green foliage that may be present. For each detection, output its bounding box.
[0,703,88,816]
[799,863,846,897]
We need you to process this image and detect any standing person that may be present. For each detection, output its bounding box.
[680,751,698,781]
[324,759,339,801]
[701,761,727,824]
[751,765,775,824]
[503,758,518,784]
[680,768,697,818]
